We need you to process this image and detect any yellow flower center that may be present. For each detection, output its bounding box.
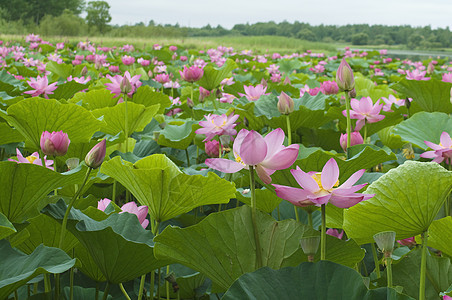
[311,172,339,191]
[26,155,38,163]
[235,153,246,166]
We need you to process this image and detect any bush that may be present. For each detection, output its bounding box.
[38,10,87,36]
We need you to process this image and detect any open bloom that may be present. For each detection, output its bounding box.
[326,229,344,239]
[205,128,299,184]
[120,202,149,229]
[342,97,385,131]
[397,237,416,247]
[273,158,374,208]
[9,148,53,170]
[105,71,142,98]
[40,130,70,156]
[195,113,239,141]
[179,65,204,82]
[380,95,406,112]
[340,131,363,151]
[238,84,270,102]
[24,75,57,99]
[406,69,430,81]
[420,131,452,164]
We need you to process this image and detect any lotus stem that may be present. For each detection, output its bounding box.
[124,93,129,153]
[102,282,110,300]
[419,230,429,300]
[371,243,381,278]
[150,271,155,300]
[320,204,326,260]
[386,257,393,288]
[119,283,131,300]
[249,166,263,268]
[185,148,190,167]
[286,115,300,223]
[95,282,99,300]
[112,180,117,203]
[70,249,74,300]
[138,274,146,300]
[157,268,161,300]
[166,265,170,300]
[44,274,50,293]
[345,92,351,149]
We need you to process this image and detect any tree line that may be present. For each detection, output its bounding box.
[1,0,451,49]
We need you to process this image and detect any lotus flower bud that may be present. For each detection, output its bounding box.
[277,92,294,115]
[81,66,88,76]
[283,76,291,85]
[205,140,220,157]
[120,76,132,95]
[40,131,70,156]
[179,65,204,83]
[187,97,194,108]
[427,62,434,74]
[373,231,396,257]
[199,87,210,102]
[85,139,106,169]
[336,58,355,92]
[300,236,320,262]
[340,131,364,152]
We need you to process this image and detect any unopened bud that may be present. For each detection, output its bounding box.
[283,76,291,85]
[85,139,106,169]
[277,92,294,115]
[336,58,355,92]
[81,66,88,76]
[187,97,194,108]
[120,77,133,95]
[199,87,210,102]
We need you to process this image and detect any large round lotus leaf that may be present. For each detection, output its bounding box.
[0,212,16,240]
[198,59,237,90]
[15,214,79,255]
[132,85,171,114]
[0,240,76,300]
[0,97,102,150]
[43,200,168,284]
[92,102,159,137]
[427,217,452,257]
[343,161,452,244]
[393,111,452,150]
[154,205,364,292]
[0,162,85,223]
[392,78,452,113]
[101,155,236,223]
[222,261,414,300]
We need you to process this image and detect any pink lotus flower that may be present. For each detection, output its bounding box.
[169,45,178,52]
[9,148,53,170]
[336,58,355,92]
[24,76,57,99]
[420,131,452,164]
[154,73,170,84]
[238,84,270,102]
[442,72,452,83]
[121,55,135,65]
[273,158,374,208]
[320,81,339,95]
[406,69,430,81]
[205,140,220,157]
[120,202,149,229]
[326,228,344,239]
[205,128,299,184]
[40,131,70,156]
[342,97,385,131]
[85,139,106,169]
[109,65,120,73]
[137,58,150,66]
[105,71,142,98]
[195,113,239,141]
[380,95,406,112]
[199,87,211,102]
[179,65,204,82]
[340,131,364,151]
[397,237,416,247]
[219,93,236,104]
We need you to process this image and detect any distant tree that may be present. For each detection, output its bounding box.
[351,33,369,45]
[0,0,84,24]
[297,28,316,41]
[85,1,111,34]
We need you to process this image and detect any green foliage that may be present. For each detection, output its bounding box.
[85,1,111,34]
[39,10,88,36]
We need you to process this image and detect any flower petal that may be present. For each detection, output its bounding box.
[240,130,267,165]
[261,144,299,170]
[263,128,285,158]
[255,164,272,184]
[329,193,374,208]
[321,158,339,190]
[205,158,245,173]
[307,194,331,206]
[440,132,452,148]
[339,169,365,189]
[273,184,313,206]
[233,129,249,157]
[291,168,319,193]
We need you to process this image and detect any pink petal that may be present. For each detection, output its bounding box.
[205,158,245,173]
[239,130,267,166]
[339,169,365,188]
[321,158,339,190]
[333,184,367,195]
[359,97,372,113]
[424,141,443,151]
[261,144,299,170]
[255,164,272,184]
[329,193,373,208]
[355,119,365,131]
[233,129,249,157]
[420,151,437,159]
[263,128,285,158]
[291,168,320,193]
[440,132,452,148]
[273,184,313,206]
[350,99,361,111]
[307,194,331,206]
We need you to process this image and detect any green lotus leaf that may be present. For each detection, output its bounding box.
[0,240,76,300]
[101,155,236,222]
[198,59,237,90]
[15,214,79,255]
[0,212,16,240]
[73,242,106,282]
[69,88,118,109]
[46,61,72,80]
[0,162,85,223]
[43,200,167,284]
[392,78,452,113]
[157,119,200,150]
[222,261,414,300]
[343,161,452,244]
[154,205,364,292]
[378,248,452,300]
[236,188,281,213]
[92,102,159,137]
[0,122,23,145]
[49,81,89,100]
[0,70,26,96]
[63,286,111,300]
[0,98,102,150]
[393,111,452,150]
[132,85,172,114]
[428,216,452,257]
[158,265,209,299]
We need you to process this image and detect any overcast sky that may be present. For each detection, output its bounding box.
[104,0,452,29]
